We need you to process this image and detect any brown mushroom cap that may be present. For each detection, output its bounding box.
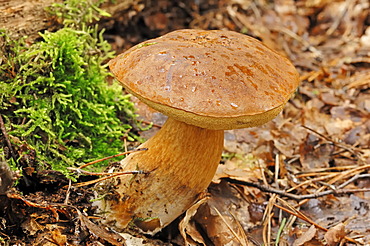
[109,29,300,130]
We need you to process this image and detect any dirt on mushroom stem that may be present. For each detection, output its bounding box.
[95,117,224,233]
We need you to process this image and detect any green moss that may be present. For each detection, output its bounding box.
[0,0,139,178]
[47,0,111,28]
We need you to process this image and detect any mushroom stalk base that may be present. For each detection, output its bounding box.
[97,118,224,233]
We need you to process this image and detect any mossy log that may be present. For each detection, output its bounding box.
[0,0,139,39]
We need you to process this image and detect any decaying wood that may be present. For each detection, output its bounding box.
[0,0,60,39]
[0,0,140,40]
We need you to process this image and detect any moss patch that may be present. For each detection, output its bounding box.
[0,0,139,178]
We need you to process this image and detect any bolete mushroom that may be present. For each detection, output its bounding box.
[97,29,299,233]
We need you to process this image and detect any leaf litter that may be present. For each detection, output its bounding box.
[127,0,369,245]
[1,0,369,245]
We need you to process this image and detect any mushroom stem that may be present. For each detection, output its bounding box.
[99,117,224,233]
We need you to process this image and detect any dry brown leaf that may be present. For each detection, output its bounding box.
[324,223,346,246]
[299,134,333,170]
[213,152,263,183]
[50,228,67,246]
[194,182,251,246]
[21,216,45,236]
[293,225,317,246]
[179,197,209,246]
[33,226,68,246]
[324,119,353,137]
[78,210,126,246]
[119,233,156,246]
[320,91,341,106]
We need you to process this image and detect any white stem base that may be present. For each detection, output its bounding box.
[97,118,224,233]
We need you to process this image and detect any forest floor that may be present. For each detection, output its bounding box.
[1,0,369,245]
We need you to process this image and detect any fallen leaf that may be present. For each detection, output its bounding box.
[214,153,262,183]
[78,210,126,246]
[293,225,317,246]
[324,119,353,137]
[299,133,333,170]
[50,228,67,246]
[194,181,250,246]
[21,216,45,236]
[324,223,346,246]
[179,197,209,246]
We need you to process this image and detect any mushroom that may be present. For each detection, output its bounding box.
[97,29,300,233]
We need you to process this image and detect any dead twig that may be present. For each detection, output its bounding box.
[271,26,322,59]
[70,170,149,188]
[64,179,72,205]
[274,197,358,244]
[294,165,370,208]
[295,165,357,177]
[326,164,370,186]
[288,173,339,192]
[7,193,127,246]
[337,174,370,189]
[68,167,148,177]
[221,177,370,201]
[139,120,162,128]
[326,0,351,36]
[262,194,277,246]
[77,148,148,169]
[229,210,250,245]
[67,148,149,188]
[212,206,248,246]
[301,125,364,162]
